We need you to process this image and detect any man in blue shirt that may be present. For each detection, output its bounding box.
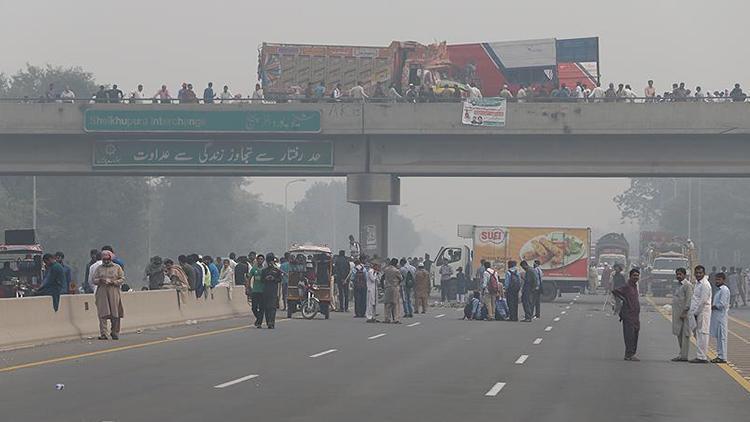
[55,251,73,294]
[35,254,65,311]
[204,255,220,288]
[203,82,215,104]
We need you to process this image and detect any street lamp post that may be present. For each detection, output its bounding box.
[284,179,307,252]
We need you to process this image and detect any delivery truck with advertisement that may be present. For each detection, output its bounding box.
[433,225,591,302]
[258,37,599,99]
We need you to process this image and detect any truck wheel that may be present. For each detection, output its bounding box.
[541,282,557,302]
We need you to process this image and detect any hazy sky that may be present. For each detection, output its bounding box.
[3,0,742,252]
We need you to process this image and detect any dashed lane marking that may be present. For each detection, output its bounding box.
[214,374,259,389]
[515,355,529,364]
[553,317,561,322]
[368,333,387,340]
[561,311,567,315]
[533,338,543,345]
[435,314,446,319]
[545,326,553,332]
[309,349,338,358]
[485,382,506,397]
[407,322,421,327]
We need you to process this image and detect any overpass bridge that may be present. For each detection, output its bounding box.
[1,101,749,257]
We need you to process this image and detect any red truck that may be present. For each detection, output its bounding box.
[258,37,599,98]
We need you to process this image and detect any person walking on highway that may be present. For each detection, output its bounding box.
[504,261,521,321]
[365,261,381,322]
[260,253,282,329]
[248,254,265,328]
[520,261,538,322]
[671,268,693,362]
[383,258,403,324]
[414,263,431,313]
[612,268,641,361]
[439,261,453,304]
[533,260,543,318]
[334,250,351,313]
[481,261,500,321]
[689,265,712,363]
[35,253,66,311]
[92,250,125,340]
[400,258,415,317]
[709,273,730,363]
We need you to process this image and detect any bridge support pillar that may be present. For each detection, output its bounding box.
[347,174,400,260]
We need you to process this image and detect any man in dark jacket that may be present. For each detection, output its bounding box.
[334,250,351,312]
[613,268,641,361]
[35,254,65,311]
[520,260,538,322]
[260,253,282,329]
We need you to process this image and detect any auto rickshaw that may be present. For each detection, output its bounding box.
[0,244,43,298]
[286,245,333,319]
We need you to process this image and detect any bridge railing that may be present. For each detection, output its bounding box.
[0,96,747,105]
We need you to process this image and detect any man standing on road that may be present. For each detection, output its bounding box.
[689,265,712,364]
[533,260,543,319]
[505,261,521,321]
[671,268,693,362]
[439,261,453,304]
[260,254,281,329]
[611,264,626,315]
[383,258,403,324]
[400,258,415,318]
[248,255,265,328]
[365,261,381,322]
[92,251,125,340]
[349,235,360,261]
[414,263,431,313]
[612,268,641,361]
[351,259,368,318]
[520,261,538,322]
[35,254,65,311]
[55,251,73,294]
[482,261,499,321]
[334,250,351,313]
[710,273,730,363]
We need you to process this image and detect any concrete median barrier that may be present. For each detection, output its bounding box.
[0,286,249,350]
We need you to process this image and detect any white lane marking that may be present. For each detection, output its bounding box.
[407,322,421,327]
[515,355,529,364]
[368,333,386,340]
[309,349,338,358]
[545,326,553,331]
[485,382,507,397]
[561,311,567,315]
[553,317,561,322]
[569,302,574,305]
[566,306,571,309]
[214,374,258,389]
[533,338,543,345]
[435,314,446,319]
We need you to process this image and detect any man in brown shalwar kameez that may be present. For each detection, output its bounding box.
[93,250,125,340]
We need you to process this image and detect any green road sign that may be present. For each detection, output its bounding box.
[93,140,333,168]
[84,109,321,133]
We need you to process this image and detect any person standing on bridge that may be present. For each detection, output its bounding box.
[348,235,360,260]
[439,261,453,304]
[709,273,730,363]
[414,263,430,314]
[35,254,65,311]
[334,250,351,313]
[383,258,403,324]
[365,261,381,322]
[671,268,693,362]
[533,260,543,319]
[92,250,125,340]
[612,268,641,361]
[249,254,265,328]
[689,265,712,363]
[400,258,415,317]
[505,261,521,321]
[520,261,538,322]
[481,261,499,321]
[352,259,368,318]
[260,253,282,329]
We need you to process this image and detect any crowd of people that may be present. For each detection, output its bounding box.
[23,79,750,105]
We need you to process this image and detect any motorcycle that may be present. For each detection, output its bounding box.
[299,278,320,320]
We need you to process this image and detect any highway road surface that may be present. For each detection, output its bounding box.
[1,294,748,421]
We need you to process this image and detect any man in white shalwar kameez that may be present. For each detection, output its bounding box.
[689,266,712,363]
[710,273,730,363]
[365,263,381,322]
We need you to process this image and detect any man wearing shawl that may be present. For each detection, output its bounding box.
[92,250,125,340]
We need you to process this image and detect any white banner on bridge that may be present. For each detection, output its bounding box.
[462,97,506,127]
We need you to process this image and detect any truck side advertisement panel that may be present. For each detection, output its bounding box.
[472,226,508,271]
[508,227,589,280]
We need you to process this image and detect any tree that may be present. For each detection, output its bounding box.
[0,64,98,99]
